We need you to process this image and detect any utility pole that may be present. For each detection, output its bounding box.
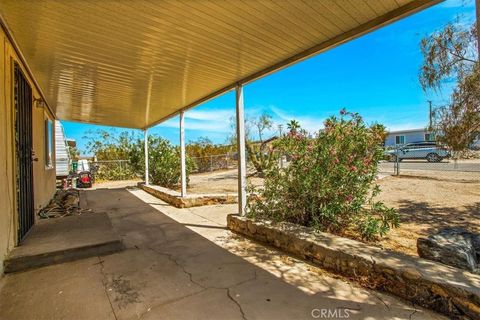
[477,0,480,58]
[427,100,433,131]
[277,124,284,169]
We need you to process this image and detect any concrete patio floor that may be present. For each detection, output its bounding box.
[0,187,445,320]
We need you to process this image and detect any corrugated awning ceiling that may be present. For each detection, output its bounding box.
[0,0,439,129]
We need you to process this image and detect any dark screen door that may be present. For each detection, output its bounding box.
[14,63,34,242]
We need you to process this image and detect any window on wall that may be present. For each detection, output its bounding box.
[395,135,405,145]
[45,118,53,168]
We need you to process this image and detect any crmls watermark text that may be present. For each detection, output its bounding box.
[311,308,351,319]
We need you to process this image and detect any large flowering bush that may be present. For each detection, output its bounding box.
[247,110,399,240]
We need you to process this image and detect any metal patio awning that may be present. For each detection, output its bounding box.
[0,0,440,129]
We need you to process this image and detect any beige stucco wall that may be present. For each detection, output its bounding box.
[0,27,56,275]
[32,93,57,213]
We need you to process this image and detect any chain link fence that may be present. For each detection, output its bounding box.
[90,155,239,180]
[88,150,480,181]
[190,153,237,173]
[378,146,480,179]
[91,160,138,181]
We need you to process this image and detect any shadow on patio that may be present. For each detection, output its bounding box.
[0,188,444,320]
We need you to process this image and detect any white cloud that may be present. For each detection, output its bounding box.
[154,104,429,140]
[186,109,234,122]
[269,105,429,134]
[269,105,326,133]
[156,108,234,133]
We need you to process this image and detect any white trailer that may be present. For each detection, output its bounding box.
[55,121,70,178]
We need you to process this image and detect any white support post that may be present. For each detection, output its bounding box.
[180,111,187,197]
[235,84,247,216]
[144,129,149,185]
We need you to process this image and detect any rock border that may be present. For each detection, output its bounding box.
[140,183,237,208]
[227,214,480,319]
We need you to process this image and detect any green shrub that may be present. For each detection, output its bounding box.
[85,130,194,187]
[130,136,195,188]
[247,110,399,241]
[84,130,139,181]
[94,161,137,181]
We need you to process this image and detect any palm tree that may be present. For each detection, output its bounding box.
[287,120,300,134]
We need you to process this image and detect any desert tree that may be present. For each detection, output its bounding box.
[68,146,80,161]
[247,113,278,175]
[420,21,480,157]
[229,112,278,175]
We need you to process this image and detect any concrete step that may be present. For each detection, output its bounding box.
[4,213,123,273]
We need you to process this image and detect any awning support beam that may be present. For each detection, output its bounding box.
[235,84,247,216]
[144,129,149,185]
[180,111,187,197]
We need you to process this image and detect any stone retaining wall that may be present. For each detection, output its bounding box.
[140,183,237,208]
[227,214,480,319]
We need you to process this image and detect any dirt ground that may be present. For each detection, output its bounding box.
[187,168,480,257]
[185,168,264,194]
[93,179,141,189]
[375,172,480,256]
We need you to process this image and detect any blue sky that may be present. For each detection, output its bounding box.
[62,0,476,155]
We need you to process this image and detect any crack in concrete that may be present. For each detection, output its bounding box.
[145,246,256,319]
[121,196,253,319]
[153,249,207,289]
[147,246,258,289]
[227,287,248,320]
[97,257,119,320]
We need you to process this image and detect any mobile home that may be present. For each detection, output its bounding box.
[384,128,433,147]
[55,121,70,178]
